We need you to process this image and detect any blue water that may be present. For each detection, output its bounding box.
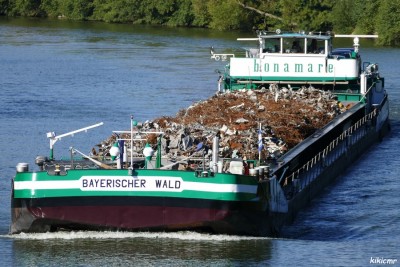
[0,18,399,266]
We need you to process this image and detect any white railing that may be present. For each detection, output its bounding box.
[211,53,234,61]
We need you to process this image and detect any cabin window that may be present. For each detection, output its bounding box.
[283,38,304,53]
[263,38,280,53]
[307,38,325,54]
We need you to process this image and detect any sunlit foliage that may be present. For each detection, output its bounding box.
[0,0,399,46]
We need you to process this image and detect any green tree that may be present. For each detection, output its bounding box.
[351,0,379,35]
[252,0,281,30]
[192,0,211,27]
[278,0,300,30]
[299,0,333,32]
[40,0,61,17]
[91,0,141,23]
[280,0,333,32]
[9,0,42,16]
[207,0,250,30]
[57,0,93,20]
[167,0,194,26]
[0,0,9,15]
[237,0,333,32]
[137,0,176,24]
[331,0,357,33]
[2,0,400,46]
[236,0,283,30]
[376,0,400,46]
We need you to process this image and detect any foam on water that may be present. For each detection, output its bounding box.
[4,230,271,241]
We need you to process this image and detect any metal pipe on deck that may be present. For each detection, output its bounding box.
[212,136,219,173]
[360,73,367,95]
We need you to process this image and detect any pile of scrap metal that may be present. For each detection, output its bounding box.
[95,86,343,164]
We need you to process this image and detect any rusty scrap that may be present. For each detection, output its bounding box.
[96,86,344,161]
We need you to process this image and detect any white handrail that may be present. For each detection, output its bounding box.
[334,34,378,38]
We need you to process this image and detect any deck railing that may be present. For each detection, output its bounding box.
[282,108,377,198]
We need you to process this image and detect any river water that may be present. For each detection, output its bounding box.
[0,18,399,266]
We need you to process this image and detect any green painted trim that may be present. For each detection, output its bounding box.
[336,94,363,102]
[13,188,257,201]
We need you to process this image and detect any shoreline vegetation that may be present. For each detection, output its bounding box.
[1,0,399,46]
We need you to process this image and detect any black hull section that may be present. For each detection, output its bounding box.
[266,96,391,232]
[284,118,391,226]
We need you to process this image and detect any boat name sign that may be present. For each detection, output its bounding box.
[80,176,183,192]
[230,58,358,78]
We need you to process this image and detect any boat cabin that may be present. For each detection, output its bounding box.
[242,31,330,57]
[221,31,362,91]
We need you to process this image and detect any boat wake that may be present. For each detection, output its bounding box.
[4,231,270,241]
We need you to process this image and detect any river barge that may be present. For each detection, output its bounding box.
[11,31,390,236]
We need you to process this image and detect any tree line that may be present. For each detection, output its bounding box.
[1,0,399,46]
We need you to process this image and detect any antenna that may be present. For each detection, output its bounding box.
[47,122,104,160]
